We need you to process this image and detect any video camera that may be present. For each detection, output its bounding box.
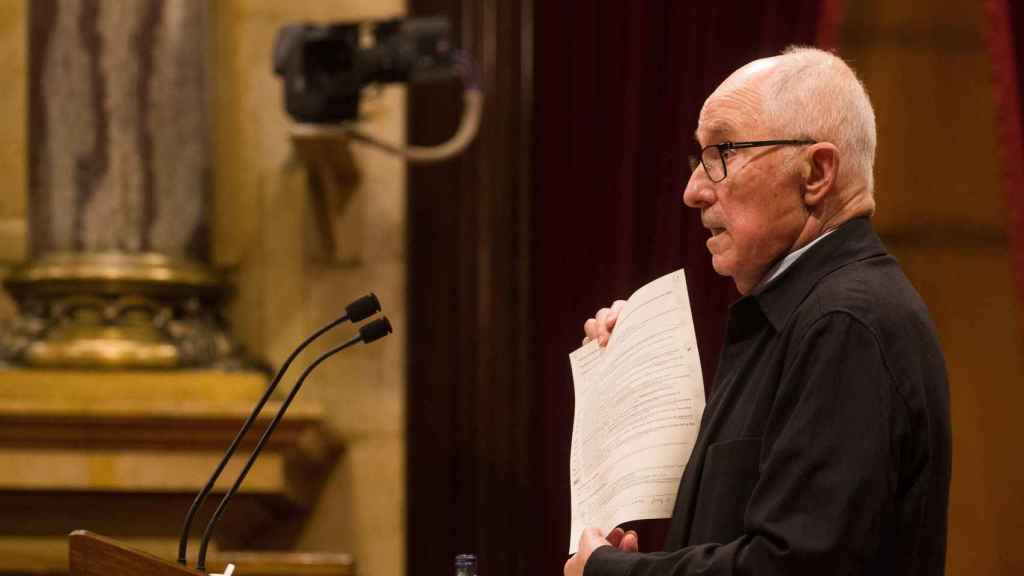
[273,17,456,123]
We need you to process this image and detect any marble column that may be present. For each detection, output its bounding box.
[1,0,241,368]
[29,0,209,257]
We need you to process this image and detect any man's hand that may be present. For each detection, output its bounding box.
[564,527,639,576]
[582,300,627,347]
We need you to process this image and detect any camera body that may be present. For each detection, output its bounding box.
[273,17,455,123]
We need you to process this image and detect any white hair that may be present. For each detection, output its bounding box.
[761,46,877,194]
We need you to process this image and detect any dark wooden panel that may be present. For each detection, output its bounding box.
[407,1,534,575]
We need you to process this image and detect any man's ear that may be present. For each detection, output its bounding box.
[802,143,839,206]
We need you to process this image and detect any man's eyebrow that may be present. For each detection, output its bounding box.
[695,122,731,145]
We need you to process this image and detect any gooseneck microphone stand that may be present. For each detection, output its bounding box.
[177,294,380,566]
[195,317,393,571]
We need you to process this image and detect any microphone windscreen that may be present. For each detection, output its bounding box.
[359,316,393,343]
[346,293,381,322]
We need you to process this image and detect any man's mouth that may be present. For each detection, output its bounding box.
[709,227,725,236]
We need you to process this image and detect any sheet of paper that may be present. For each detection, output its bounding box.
[568,269,705,553]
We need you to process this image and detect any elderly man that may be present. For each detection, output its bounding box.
[567,47,950,576]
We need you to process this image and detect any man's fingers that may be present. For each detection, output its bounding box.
[599,301,628,345]
[605,527,625,547]
[619,530,639,552]
[594,308,613,345]
[594,307,611,338]
[606,526,637,552]
[607,300,627,329]
[584,300,628,347]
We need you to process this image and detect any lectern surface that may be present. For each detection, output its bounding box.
[67,532,356,576]
[69,531,205,576]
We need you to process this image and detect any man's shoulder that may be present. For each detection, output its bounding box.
[790,253,945,386]
[795,252,930,333]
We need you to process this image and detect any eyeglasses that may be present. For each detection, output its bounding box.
[688,139,816,183]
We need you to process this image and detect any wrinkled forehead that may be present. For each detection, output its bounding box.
[695,58,778,144]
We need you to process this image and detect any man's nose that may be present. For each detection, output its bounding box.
[683,169,713,208]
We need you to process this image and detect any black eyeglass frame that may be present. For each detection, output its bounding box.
[690,139,817,183]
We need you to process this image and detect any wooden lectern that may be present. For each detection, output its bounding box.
[69,532,206,576]
[67,531,356,576]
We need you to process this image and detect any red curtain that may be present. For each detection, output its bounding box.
[983,0,1024,312]
[532,0,840,568]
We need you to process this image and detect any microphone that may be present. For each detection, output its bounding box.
[359,314,394,343]
[177,294,381,566]
[196,316,393,570]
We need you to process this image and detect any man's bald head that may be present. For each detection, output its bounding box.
[709,47,877,202]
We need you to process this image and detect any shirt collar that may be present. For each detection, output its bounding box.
[752,228,836,292]
[747,217,888,332]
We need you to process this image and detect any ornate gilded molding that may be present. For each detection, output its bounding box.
[0,252,247,369]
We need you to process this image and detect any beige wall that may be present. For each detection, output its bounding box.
[840,1,1024,574]
[213,2,407,576]
[0,0,25,268]
[0,1,408,575]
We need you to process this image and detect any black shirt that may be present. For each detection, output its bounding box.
[586,217,951,576]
